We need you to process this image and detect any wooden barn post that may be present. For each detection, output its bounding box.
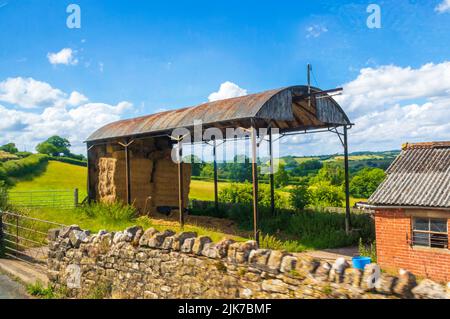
[251,119,260,245]
[86,144,92,203]
[177,139,184,228]
[344,126,352,234]
[124,142,131,205]
[213,138,219,212]
[269,128,275,215]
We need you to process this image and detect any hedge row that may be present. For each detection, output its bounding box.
[0,154,49,178]
[50,156,87,167]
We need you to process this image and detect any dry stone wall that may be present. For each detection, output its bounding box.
[47,226,450,299]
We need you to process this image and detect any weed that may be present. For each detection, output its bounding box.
[358,238,377,262]
[323,284,333,295]
[84,281,112,299]
[26,281,55,299]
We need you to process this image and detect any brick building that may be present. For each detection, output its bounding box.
[368,142,450,283]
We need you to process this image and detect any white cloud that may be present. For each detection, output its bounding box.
[68,91,88,106]
[0,77,92,109]
[306,25,328,38]
[282,61,450,155]
[208,81,247,102]
[435,0,450,13]
[0,77,133,154]
[0,77,66,108]
[47,48,78,65]
[335,62,450,117]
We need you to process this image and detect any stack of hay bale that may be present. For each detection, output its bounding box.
[95,140,191,216]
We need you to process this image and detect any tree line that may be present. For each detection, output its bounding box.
[188,154,386,207]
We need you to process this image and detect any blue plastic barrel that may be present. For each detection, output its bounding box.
[352,256,371,269]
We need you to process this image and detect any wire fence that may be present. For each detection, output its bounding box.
[0,211,66,269]
[3,189,79,209]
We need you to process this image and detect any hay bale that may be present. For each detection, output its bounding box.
[95,147,191,216]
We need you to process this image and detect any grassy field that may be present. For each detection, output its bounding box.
[11,161,87,198]
[189,180,231,201]
[22,206,248,243]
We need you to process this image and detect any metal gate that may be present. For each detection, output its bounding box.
[5,189,79,209]
[0,211,65,269]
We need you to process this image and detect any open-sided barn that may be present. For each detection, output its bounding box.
[85,84,353,243]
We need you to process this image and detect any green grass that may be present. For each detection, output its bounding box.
[190,179,291,202]
[23,204,247,243]
[189,180,231,201]
[11,161,87,198]
[26,281,56,299]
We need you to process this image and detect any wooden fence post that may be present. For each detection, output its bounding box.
[74,188,79,207]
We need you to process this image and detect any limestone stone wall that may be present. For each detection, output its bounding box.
[47,226,450,299]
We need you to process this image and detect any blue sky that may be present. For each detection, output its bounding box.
[0,0,449,156]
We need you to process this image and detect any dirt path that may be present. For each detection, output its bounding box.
[0,274,29,299]
[302,246,359,262]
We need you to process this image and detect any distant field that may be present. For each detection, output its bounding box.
[0,151,18,161]
[328,155,385,161]
[11,161,87,198]
[189,180,233,201]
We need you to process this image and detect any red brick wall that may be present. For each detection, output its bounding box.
[375,209,450,283]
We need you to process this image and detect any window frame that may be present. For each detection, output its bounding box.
[411,217,448,249]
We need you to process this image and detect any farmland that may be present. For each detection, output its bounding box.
[10,161,87,199]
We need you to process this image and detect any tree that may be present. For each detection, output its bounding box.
[309,181,345,207]
[36,136,71,156]
[282,156,299,169]
[350,168,386,198]
[274,164,289,188]
[0,143,18,154]
[36,142,59,156]
[289,184,311,210]
[183,155,203,176]
[292,159,323,176]
[227,155,252,182]
[200,163,214,179]
[311,162,345,186]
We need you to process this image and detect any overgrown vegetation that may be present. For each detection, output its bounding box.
[84,281,112,299]
[0,180,8,210]
[219,182,286,209]
[350,168,386,198]
[26,282,56,299]
[18,202,247,243]
[190,200,375,251]
[358,238,377,262]
[0,154,49,183]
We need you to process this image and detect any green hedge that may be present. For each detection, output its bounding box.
[0,154,49,177]
[50,156,87,167]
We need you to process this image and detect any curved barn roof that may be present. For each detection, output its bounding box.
[86,85,351,143]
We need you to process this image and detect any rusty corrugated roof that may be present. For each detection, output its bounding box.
[368,142,450,208]
[86,85,351,142]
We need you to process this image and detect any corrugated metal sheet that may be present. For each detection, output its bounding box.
[86,85,350,142]
[368,142,450,208]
